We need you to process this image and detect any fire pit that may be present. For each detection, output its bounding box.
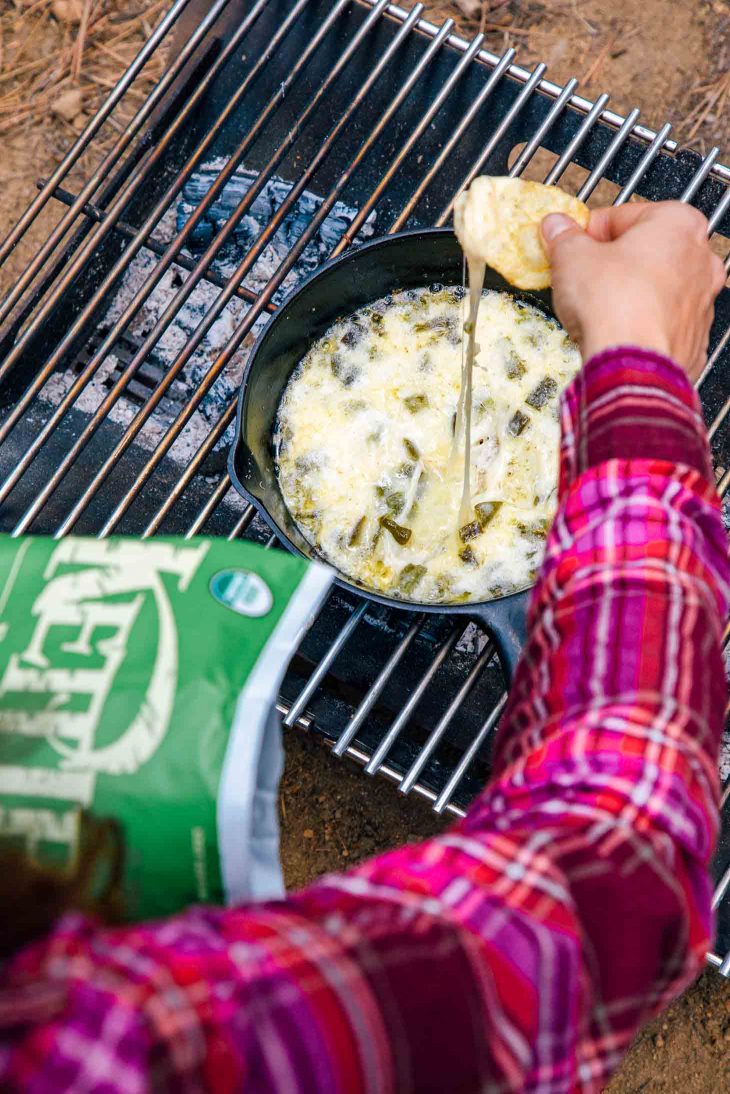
[0,0,729,972]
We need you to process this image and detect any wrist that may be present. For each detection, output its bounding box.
[564,344,713,483]
[581,326,672,367]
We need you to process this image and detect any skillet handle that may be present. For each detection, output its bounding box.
[473,590,529,685]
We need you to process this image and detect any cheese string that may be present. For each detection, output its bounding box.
[452,253,486,531]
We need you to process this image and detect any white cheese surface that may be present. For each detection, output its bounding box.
[275,285,580,604]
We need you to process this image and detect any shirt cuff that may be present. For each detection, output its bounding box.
[559,346,714,492]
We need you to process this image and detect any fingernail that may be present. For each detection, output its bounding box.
[542,213,574,242]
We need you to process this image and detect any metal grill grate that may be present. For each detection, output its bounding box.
[1,0,730,973]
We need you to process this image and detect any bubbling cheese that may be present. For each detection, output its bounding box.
[275,285,580,604]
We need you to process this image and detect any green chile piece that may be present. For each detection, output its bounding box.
[379,516,412,545]
[525,376,558,409]
[459,521,482,544]
[414,317,452,334]
[348,516,366,547]
[435,574,453,599]
[504,351,526,380]
[330,354,360,386]
[475,501,502,528]
[404,394,429,413]
[507,409,530,437]
[517,518,550,540]
[385,491,405,516]
[398,563,427,594]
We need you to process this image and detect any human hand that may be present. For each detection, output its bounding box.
[541,201,726,383]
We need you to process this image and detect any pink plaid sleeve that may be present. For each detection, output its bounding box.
[2,348,729,1093]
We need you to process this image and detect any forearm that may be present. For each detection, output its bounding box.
[478,346,730,1052]
[6,350,729,1093]
[498,346,727,783]
[299,347,730,1085]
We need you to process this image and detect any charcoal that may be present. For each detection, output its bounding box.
[176,166,376,309]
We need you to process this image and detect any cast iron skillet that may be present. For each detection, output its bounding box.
[229,227,557,681]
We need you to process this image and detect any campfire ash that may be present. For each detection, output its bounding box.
[44,160,377,466]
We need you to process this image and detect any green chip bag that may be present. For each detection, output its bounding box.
[0,535,332,920]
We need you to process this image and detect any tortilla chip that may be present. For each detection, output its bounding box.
[453,176,589,290]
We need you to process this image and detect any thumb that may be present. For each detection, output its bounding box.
[541,212,586,253]
[541,213,594,281]
[539,214,593,347]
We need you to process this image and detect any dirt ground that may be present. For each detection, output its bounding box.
[1,0,730,1089]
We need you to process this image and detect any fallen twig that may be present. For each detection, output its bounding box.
[71,0,93,80]
[581,34,616,86]
[683,68,730,143]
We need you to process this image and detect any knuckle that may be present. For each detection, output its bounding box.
[679,201,707,229]
[658,200,706,235]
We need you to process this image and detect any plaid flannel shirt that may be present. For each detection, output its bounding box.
[2,347,729,1092]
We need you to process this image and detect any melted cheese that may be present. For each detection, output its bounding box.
[275,286,579,603]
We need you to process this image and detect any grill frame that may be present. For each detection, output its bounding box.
[1,0,730,973]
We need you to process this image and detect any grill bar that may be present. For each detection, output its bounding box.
[331,29,487,252]
[390,48,517,231]
[41,182,273,310]
[614,122,672,205]
[8,0,374,528]
[544,93,610,185]
[280,687,468,818]
[716,466,730,495]
[0,0,196,269]
[434,692,507,813]
[332,615,425,756]
[185,476,234,536]
[708,185,730,234]
[278,696,467,820]
[143,405,239,537]
[436,63,548,224]
[0,0,271,386]
[365,626,462,774]
[0,0,235,333]
[703,328,730,388]
[399,641,496,795]
[0,0,259,354]
[713,862,730,910]
[284,603,369,728]
[327,728,466,818]
[0,0,312,447]
[1,0,728,973]
[709,399,729,443]
[577,108,642,201]
[226,506,257,542]
[365,0,730,175]
[46,3,435,537]
[508,78,579,179]
[681,147,721,202]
